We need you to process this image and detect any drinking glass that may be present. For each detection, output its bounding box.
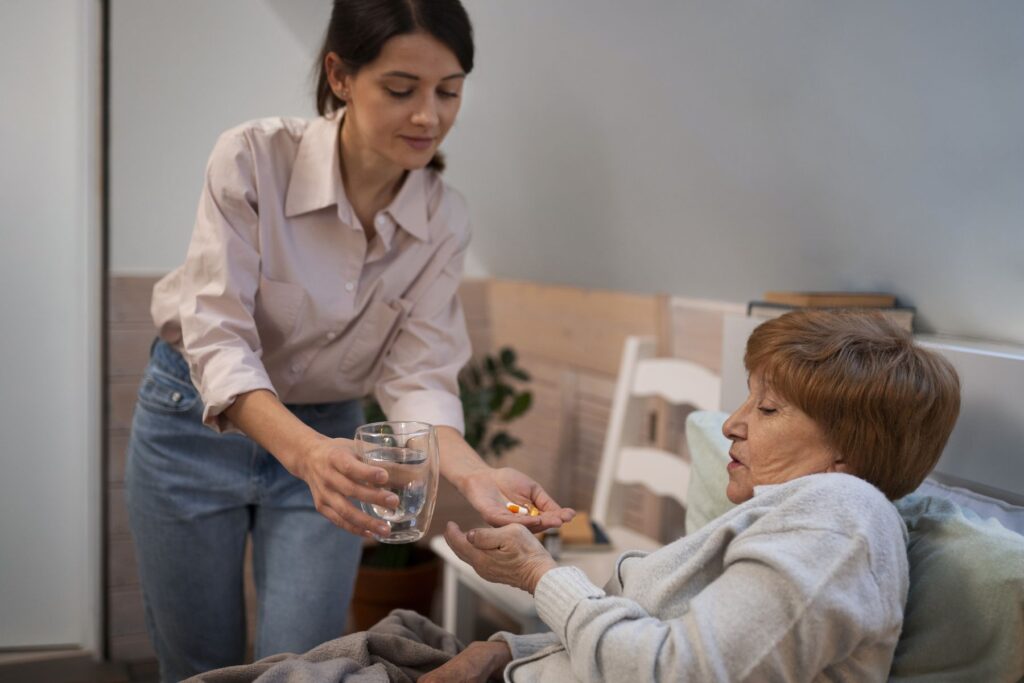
[354,421,439,544]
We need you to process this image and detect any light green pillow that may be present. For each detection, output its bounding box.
[684,411,736,535]
[891,494,1024,682]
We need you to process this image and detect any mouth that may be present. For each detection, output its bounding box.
[727,452,745,470]
[400,135,436,151]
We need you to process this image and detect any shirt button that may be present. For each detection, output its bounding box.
[345,282,355,292]
[170,391,182,403]
[326,331,337,341]
[375,215,387,229]
[290,363,301,374]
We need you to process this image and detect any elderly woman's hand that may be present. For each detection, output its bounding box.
[419,641,513,683]
[444,522,558,594]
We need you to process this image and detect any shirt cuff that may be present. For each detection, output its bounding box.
[488,631,561,660]
[387,389,464,434]
[534,566,606,635]
[192,356,277,434]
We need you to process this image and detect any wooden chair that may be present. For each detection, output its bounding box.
[429,335,722,642]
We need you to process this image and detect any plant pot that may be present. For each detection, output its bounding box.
[351,545,441,631]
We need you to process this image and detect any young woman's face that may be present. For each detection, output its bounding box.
[721,372,845,504]
[329,32,465,171]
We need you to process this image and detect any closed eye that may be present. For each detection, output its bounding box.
[438,89,459,99]
[758,406,777,415]
[385,87,414,98]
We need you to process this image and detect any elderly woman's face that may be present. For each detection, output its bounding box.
[721,372,844,503]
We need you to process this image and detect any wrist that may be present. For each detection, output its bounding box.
[281,429,328,479]
[452,462,493,495]
[527,557,558,594]
[472,640,513,675]
[436,426,490,491]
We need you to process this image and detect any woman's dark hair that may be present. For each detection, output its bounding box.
[315,0,474,172]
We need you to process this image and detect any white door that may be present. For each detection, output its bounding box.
[0,0,102,651]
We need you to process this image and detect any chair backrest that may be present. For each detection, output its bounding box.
[591,336,722,528]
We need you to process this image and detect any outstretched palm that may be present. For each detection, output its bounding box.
[461,466,575,531]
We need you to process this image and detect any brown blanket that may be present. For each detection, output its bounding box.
[185,610,464,683]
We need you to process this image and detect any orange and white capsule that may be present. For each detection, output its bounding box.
[506,501,541,516]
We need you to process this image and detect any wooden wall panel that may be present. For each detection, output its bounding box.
[487,280,661,376]
[106,276,159,662]
[108,276,157,324]
[662,296,746,374]
[459,278,492,360]
[495,353,571,502]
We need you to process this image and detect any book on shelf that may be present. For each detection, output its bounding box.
[762,291,897,308]
[747,300,915,332]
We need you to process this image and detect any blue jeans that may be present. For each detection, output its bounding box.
[125,339,363,682]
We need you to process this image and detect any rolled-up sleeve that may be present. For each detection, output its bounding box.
[374,211,472,433]
[178,130,275,432]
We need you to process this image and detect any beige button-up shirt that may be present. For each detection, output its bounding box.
[151,113,471,433]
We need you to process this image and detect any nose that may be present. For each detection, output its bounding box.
[722,403,747,441]
[411,94,440,129]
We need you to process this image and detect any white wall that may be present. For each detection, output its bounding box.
[0,0,102,651]
[447,0,1024,344]
[111,1,1024,345]
[110,0,329,275]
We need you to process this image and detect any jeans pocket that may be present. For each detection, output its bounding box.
[137,368,199,413]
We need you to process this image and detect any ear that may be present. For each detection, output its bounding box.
[324,52,351,100]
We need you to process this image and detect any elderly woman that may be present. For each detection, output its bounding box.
[428,310,960,682]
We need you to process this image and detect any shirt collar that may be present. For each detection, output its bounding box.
[386,168,429,242]
[285,111,430,243]
[284,113,344,220]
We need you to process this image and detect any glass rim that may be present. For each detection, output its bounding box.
[355,420,435,437]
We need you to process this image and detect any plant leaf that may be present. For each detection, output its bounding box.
[489,384,512,412]
[362,397,387,423]
[502,392,533,420]
[508,368,531,382]
[489,431,522,456]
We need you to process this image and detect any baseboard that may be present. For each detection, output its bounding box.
[0,649,128,683]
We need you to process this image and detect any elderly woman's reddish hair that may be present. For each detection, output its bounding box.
[745,310,961,499]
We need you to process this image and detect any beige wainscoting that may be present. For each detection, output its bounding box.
[104,276,738,661]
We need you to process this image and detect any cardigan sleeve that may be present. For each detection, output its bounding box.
[533,526,894,682]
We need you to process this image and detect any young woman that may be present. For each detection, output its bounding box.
[125,2,572,680]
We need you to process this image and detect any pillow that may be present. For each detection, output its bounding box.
[915,478,1024,537]
[890,494,1024,682]
[684,411,736,535]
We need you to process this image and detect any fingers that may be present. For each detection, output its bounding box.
[340,477,400,510]
[464,525,519,550]
[482,508,543,529]
[485,505,573,532]
[538,507,576,529]
[332,444,389,486]
[444,522,484,567]
[526,482,576,524]
[314,493,390,538]
[316,463,398,513]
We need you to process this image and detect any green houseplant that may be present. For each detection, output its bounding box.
[351,347,533,628]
